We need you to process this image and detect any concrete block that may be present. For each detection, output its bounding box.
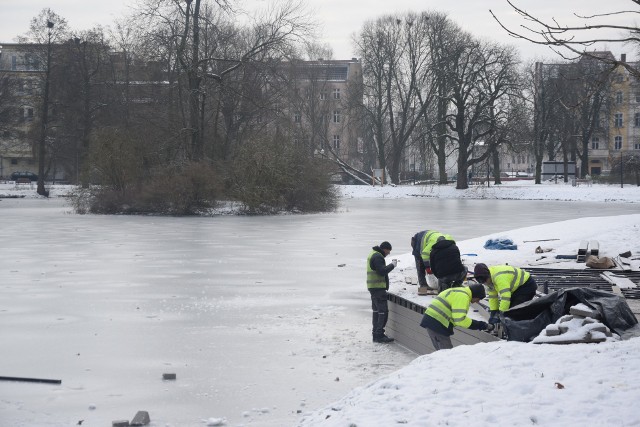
[581,317,597,325]
[569,305,599,319]
[558,325,569,334]
[112,421,130,427]
[558,315,574,323]
[131,410,150,426]
[162,373,176,380]
[545,325,561,336]
[588,325,608,334]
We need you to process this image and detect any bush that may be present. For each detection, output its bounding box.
[229,136,337,214]
[70,162,222,215]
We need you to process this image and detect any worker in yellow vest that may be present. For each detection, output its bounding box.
[366,241,396,343]
[416,230,454,295]
[473,263,537,326]
[419,284,490,350]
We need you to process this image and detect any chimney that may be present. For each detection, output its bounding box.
[621,53,627,62]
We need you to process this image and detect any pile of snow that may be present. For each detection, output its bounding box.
[297,337,640,426]
[533,313,619,344]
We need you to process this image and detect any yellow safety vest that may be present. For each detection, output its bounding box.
[424,287,473,329]
[486,265,530,312]
[420,231,453,263]
[366,250,387,289]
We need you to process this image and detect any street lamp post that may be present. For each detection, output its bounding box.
[620,151,624,188]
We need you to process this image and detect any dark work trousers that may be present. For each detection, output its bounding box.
[437,268,468,293]
[414,256,427,287]
[510,277,538,309]
[426,328,453,351]
[369,288,389,337]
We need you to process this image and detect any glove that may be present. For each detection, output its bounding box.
[477,321,488,331]
[425,267,432,275]
[392,259,398,267]
[485,323,495,332]
[489,313,501,325]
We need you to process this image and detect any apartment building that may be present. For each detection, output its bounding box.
[0,43,42,179]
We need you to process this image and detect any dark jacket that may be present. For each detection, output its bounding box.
[430,239,465,279]
[411,230,427,257]
[370,246,395,290]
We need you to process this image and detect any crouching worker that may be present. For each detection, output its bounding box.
[429,238,467,293]
[419,284,491,351]
[367,241,396,343]
[473,263,537,327]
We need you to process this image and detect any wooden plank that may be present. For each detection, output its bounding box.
[0,376,61,385]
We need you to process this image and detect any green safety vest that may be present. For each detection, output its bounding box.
[366,250,387,289]
[424,287,473,329]
[486,265,531,312]
[420,231,454,263]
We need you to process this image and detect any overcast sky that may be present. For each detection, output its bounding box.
[0,0,635,63]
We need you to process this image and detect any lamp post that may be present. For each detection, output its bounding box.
[37,20,54,196]
[620,150,624,188]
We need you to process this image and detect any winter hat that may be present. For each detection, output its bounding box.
[469,284,486,299]
[473,263,490,283]
[380,241,392,251]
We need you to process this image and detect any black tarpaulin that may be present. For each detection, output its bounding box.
[503,287,640,342]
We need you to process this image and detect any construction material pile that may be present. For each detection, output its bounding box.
[532,303,619,344]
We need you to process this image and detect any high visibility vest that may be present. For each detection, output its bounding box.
[420,231,454,263]
[486,265,531,312]
[366,250,387,289]
[424,287,473,329]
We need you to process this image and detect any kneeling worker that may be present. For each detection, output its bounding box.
[419,284,491,351]
[473,263,537,327]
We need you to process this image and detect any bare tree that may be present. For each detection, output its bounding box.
[135,0,312,162]
[443,36,521,189]
[491,1,640,77]
[21,8,69,195]
[355,12,438,184]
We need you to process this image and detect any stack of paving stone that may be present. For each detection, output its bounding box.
[532,303,616,344]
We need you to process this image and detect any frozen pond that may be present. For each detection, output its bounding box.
[1,197,637,426]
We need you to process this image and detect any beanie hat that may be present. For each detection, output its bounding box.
[379,241,392,251]
[469,284,486,299]
[473,263,490,283]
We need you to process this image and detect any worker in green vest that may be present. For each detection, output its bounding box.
[419,284,490,351]
[417,230,454,295]
[367,241,396,343]
[473,263,537,326]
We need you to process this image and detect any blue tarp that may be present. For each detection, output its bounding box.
[484,238,518,250]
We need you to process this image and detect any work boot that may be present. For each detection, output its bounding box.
[373,334,395,343]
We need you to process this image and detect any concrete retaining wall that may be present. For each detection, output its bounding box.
[386,293,500,355]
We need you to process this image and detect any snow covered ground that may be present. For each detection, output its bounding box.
[1,180,639,427]
[298,181,640,427]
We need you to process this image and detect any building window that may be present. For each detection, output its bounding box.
[635,143,640,150]
[591,137,599,150]
[635,113,640,127]
[320,91,327,100]
[24,107,34,121]
[2,130,10,138]
[614,136,623,150]
[616,91,623,104]
[333,88,340,99]
[333,135,340,150]
[636,93,640,103]
[294,113,301,123]
[333,110,341,123]
[11,56,17,70]
[357,137,364,154]
[614,113,623,127]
